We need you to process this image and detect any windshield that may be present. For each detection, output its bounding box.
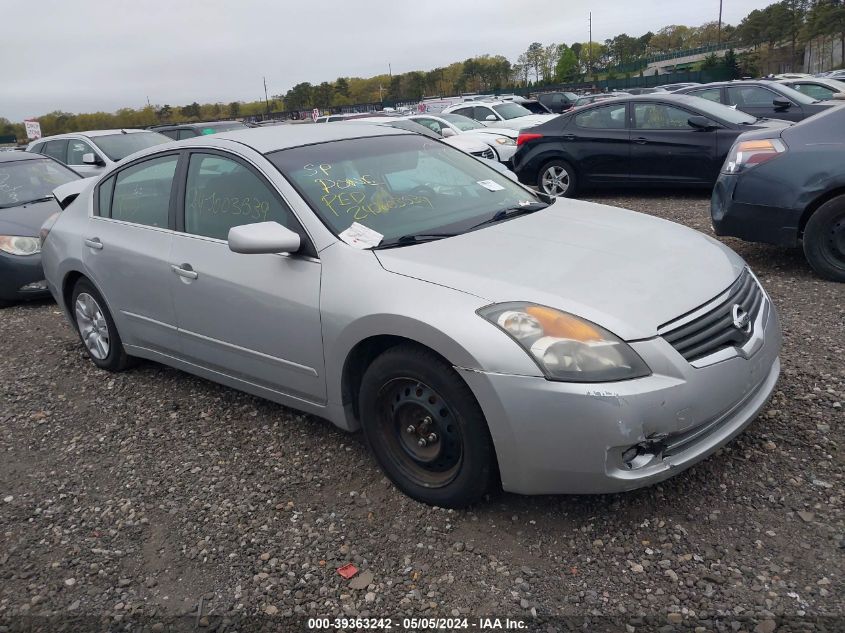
[683,96,757,124]
[440,113,484,131]
[92,131,170,161]
[267,134,538,245]
[492,103,533,120]
[0,158,79,208]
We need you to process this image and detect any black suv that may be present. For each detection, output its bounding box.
[535,92,578,113]
[149,121,249,140]
[674,80,837,121]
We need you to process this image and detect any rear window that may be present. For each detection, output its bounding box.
[92,132,170,161]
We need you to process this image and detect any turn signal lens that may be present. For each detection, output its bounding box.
[723,138,786,174]
[525,306,603,341]
[516,133,543,146]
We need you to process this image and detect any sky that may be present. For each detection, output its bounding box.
[2,0,775,122]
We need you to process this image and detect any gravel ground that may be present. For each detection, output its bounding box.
[0,191,842,632]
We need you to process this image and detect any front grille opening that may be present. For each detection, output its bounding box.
[661,270,763,362]
[471,147,496,160]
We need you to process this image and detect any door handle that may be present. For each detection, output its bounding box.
[171,264,198,280]
[633,137,649,145]
[84,237,103,250]
[562,134,576,141]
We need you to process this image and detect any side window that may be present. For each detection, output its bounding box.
[67,139,98,165]
[159,130,179,140]
[43,140,68,163]
[633,103,695,130]
[97,176,115,217]
[451,107,473,118]
[30,142,46,154]
[178,129,199,140]
[184,153,297,241]
[111,155,178,227]
[474,106,497,121]
[728,86,779,107]
[574,104,627,129]
[793,83,834,100]
[689,88,722,103]
[414,118,443,134]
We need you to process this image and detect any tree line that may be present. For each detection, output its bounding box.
[3,0,844,141]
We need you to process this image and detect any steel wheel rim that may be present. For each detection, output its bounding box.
[541,165,570,196]
[375,378,462,488]
[824,210,845,268]
[75,293,110,360]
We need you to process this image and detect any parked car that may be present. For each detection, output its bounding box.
[0,152,80,306]
[712,105,845,282]
[773,77,845,101]
[26,130,170,176]
[572,92,631,107]
[407,113,518,164]
[674,80,839,121]
[660,82,701,92]
[40,124,781,507]
[512,93,791,198]
[347,117,499,161]
[625,87,668,95]
[150,121,249,139]
[442,100,555,131]
[535,92,579,113]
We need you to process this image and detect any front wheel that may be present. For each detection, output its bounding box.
[358,345,496,508]
[537,159,577,198]
[803,196,845,282]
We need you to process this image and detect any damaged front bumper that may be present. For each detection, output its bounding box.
[457,295,781,495]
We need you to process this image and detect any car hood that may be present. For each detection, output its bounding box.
[0,198,62,237]
[374,199,745,341]
[487,114,557,130]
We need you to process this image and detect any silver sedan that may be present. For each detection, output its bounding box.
[40,124,781,507]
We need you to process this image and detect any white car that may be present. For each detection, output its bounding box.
[26,129,170,177]
[408,113,518,164]
[442,100,556,131]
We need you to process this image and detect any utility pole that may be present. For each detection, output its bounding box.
[588,12,593,81]
[717,0,723,45]
[263,76,270,114]
[389,63,392,78]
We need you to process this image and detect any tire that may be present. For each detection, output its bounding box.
[537,159,577,198]
[358,344,496,508]
[803,196,845,282]
[70,278,133,371]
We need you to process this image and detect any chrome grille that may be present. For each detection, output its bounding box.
[471,147,495,160]
[660,270,764,362]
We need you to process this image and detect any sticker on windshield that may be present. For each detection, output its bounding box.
[339,222,384,249]
[477,179,505,192]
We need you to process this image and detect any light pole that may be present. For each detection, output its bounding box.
[717,0,723,45]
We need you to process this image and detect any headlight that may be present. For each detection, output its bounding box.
[0,235,40,256]
[478,303,651,382]
[723,138,786,174]
[494,137,516,146]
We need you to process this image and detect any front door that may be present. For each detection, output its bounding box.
[168,150,326,404]
[82,153,181,352]
[727,85,802,121]
[628,102,718,184]
[66,138,106,177]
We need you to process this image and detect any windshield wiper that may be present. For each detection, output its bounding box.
[373,232,458,250]
[0,196,54,208]
[467,201,549,230]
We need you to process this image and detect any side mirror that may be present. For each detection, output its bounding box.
[228,221,301,254]
[773,98,792,110]
[485,114,498,121]
[82,152,101,165]
[441,127,456,138]
[688,115,717,131]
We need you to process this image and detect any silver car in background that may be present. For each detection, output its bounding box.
[26,129,170,176]
[40,124,781,507]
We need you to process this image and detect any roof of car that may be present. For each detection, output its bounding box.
[151,121,247,130]
[0,150,47,163]
[170,122,412,154]
[32,129,151,142]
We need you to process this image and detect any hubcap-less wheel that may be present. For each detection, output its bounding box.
[75,292,110,360]
[541,165,570,197]
[824,211,845,268]
[376,378,462,488]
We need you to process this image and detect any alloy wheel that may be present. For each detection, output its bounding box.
[75,292,110,360]
[541,165,570,197]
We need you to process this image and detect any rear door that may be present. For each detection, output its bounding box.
[42,140,68,165]
[566,102,630,183]
[83,153,181,353]
[628,101,718,184]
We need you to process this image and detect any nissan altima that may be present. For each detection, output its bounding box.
[40,124,781,507]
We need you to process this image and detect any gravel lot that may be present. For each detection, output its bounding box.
[1,191,842,632]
